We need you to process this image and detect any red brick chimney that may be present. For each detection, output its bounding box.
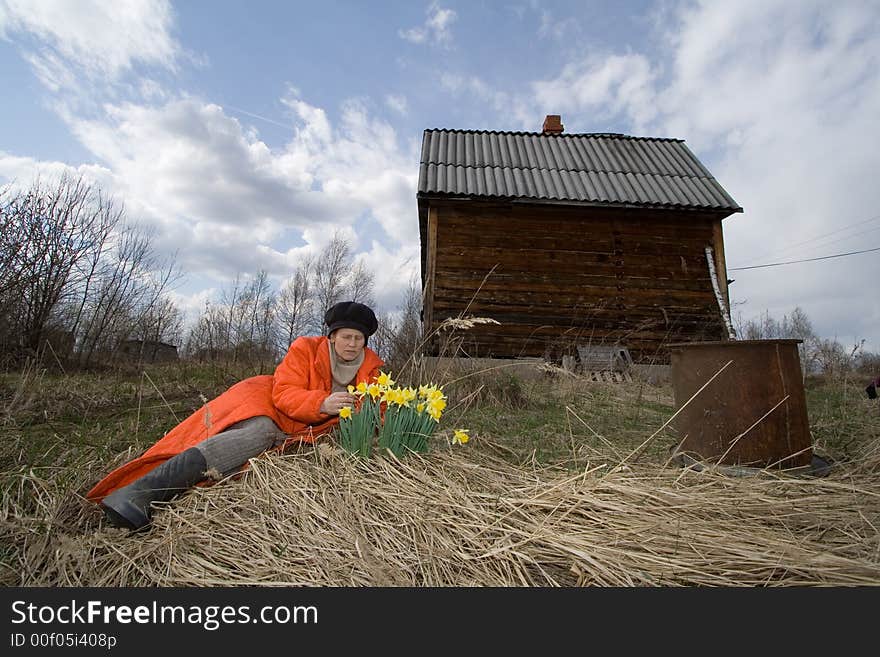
[542,114,564,134]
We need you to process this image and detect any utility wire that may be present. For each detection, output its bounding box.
[738,214,880,266]
[729,245,880,271]
[790,224,880,258]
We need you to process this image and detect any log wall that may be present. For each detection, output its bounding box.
[423,200,730,363]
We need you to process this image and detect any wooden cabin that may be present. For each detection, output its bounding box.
[417,115,742,365]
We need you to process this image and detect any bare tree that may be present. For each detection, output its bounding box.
[221,274,243,356]
[0,175,185,368]
[783,307,815,339]
[134,295,184,346]
[72,223,181,367]
[185,271,278,368]
[744,307,820,370]
[855,349,880,375]
[312,231,351,324]
[117,294,185,365]
[388,276,423,366]
[346,259,376,308]
[742,310,780,340]
[813,337,850,377]
[0,175,119,364]
[236,270,277,367]
[0,185,26,357]
[370,310,395,363]
[185,300,225,361]
[180,234,387,369]
[310,231,379,333]
[276,256,314,350]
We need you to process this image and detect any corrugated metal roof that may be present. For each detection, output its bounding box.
[418,129,742,213]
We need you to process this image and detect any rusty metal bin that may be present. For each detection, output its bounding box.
[668,340,812,469]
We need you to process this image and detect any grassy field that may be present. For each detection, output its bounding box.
[1,360,878,586]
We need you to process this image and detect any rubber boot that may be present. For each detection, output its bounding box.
[101,447,208,530]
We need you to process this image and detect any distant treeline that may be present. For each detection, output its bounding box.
[734,307,879,376]
[0,175,421,371]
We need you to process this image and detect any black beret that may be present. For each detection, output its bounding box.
[324,301,378,339]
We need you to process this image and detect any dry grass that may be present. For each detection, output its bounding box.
[2,362,878,587]
[3,437,879,587]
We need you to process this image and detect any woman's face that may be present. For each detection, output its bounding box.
[330,328,366,362]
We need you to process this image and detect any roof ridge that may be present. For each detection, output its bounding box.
[416,190,740,211]
[420,161,718,180]
[422,128,684,142]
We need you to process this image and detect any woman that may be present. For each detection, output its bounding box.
[88,301,383,530]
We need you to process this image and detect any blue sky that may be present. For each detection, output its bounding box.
[1,0,879,352]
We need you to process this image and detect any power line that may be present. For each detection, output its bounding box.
[790,224,880,258]
[737,214,880,266]
[729,245,880,271]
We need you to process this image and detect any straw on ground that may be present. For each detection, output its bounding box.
[2,441,878,586]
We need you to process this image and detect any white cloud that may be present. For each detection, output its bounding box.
[652,0,880,350]
[399,3,457,47]
[71,99,323,224]
[56,95,421,284]
[530,53,659,131]
[357,240,420,311]
[167,286,216,328]
[281,94,333,145]
[290,98,420,243]
[399,27,427,44]
[657,1,878,148]
[440,73,536,128]
[538,11,579,41]
[0,151,114,191]
[385,94,409,115]
[522,0,880,350]
[0,0,181,91]
[138,78,168,102]
[2,88,421,311]
[20,48,77,93]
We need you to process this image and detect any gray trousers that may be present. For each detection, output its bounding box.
[194,416,287,476]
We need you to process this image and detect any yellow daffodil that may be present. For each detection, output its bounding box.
[452,429,470,445]
[335,369,453,459]
[385,388,406,406]
[427,388,445,403]
[426,399,444,422]
[376,371,395,388]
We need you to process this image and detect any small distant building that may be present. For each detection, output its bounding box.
[118,339,179,363]
[417,115,742,364]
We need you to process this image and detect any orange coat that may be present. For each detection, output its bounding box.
[87,336,384,501]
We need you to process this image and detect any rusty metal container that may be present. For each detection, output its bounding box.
[667,340,812,469]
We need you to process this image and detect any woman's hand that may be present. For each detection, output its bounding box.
[320,392,356,416]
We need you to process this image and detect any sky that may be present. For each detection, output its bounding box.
[1,0,878,352]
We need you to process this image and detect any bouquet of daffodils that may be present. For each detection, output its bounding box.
[334,371,468,458]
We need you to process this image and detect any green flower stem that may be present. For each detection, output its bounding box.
[335,382,448,459]
[377,405,439,456]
